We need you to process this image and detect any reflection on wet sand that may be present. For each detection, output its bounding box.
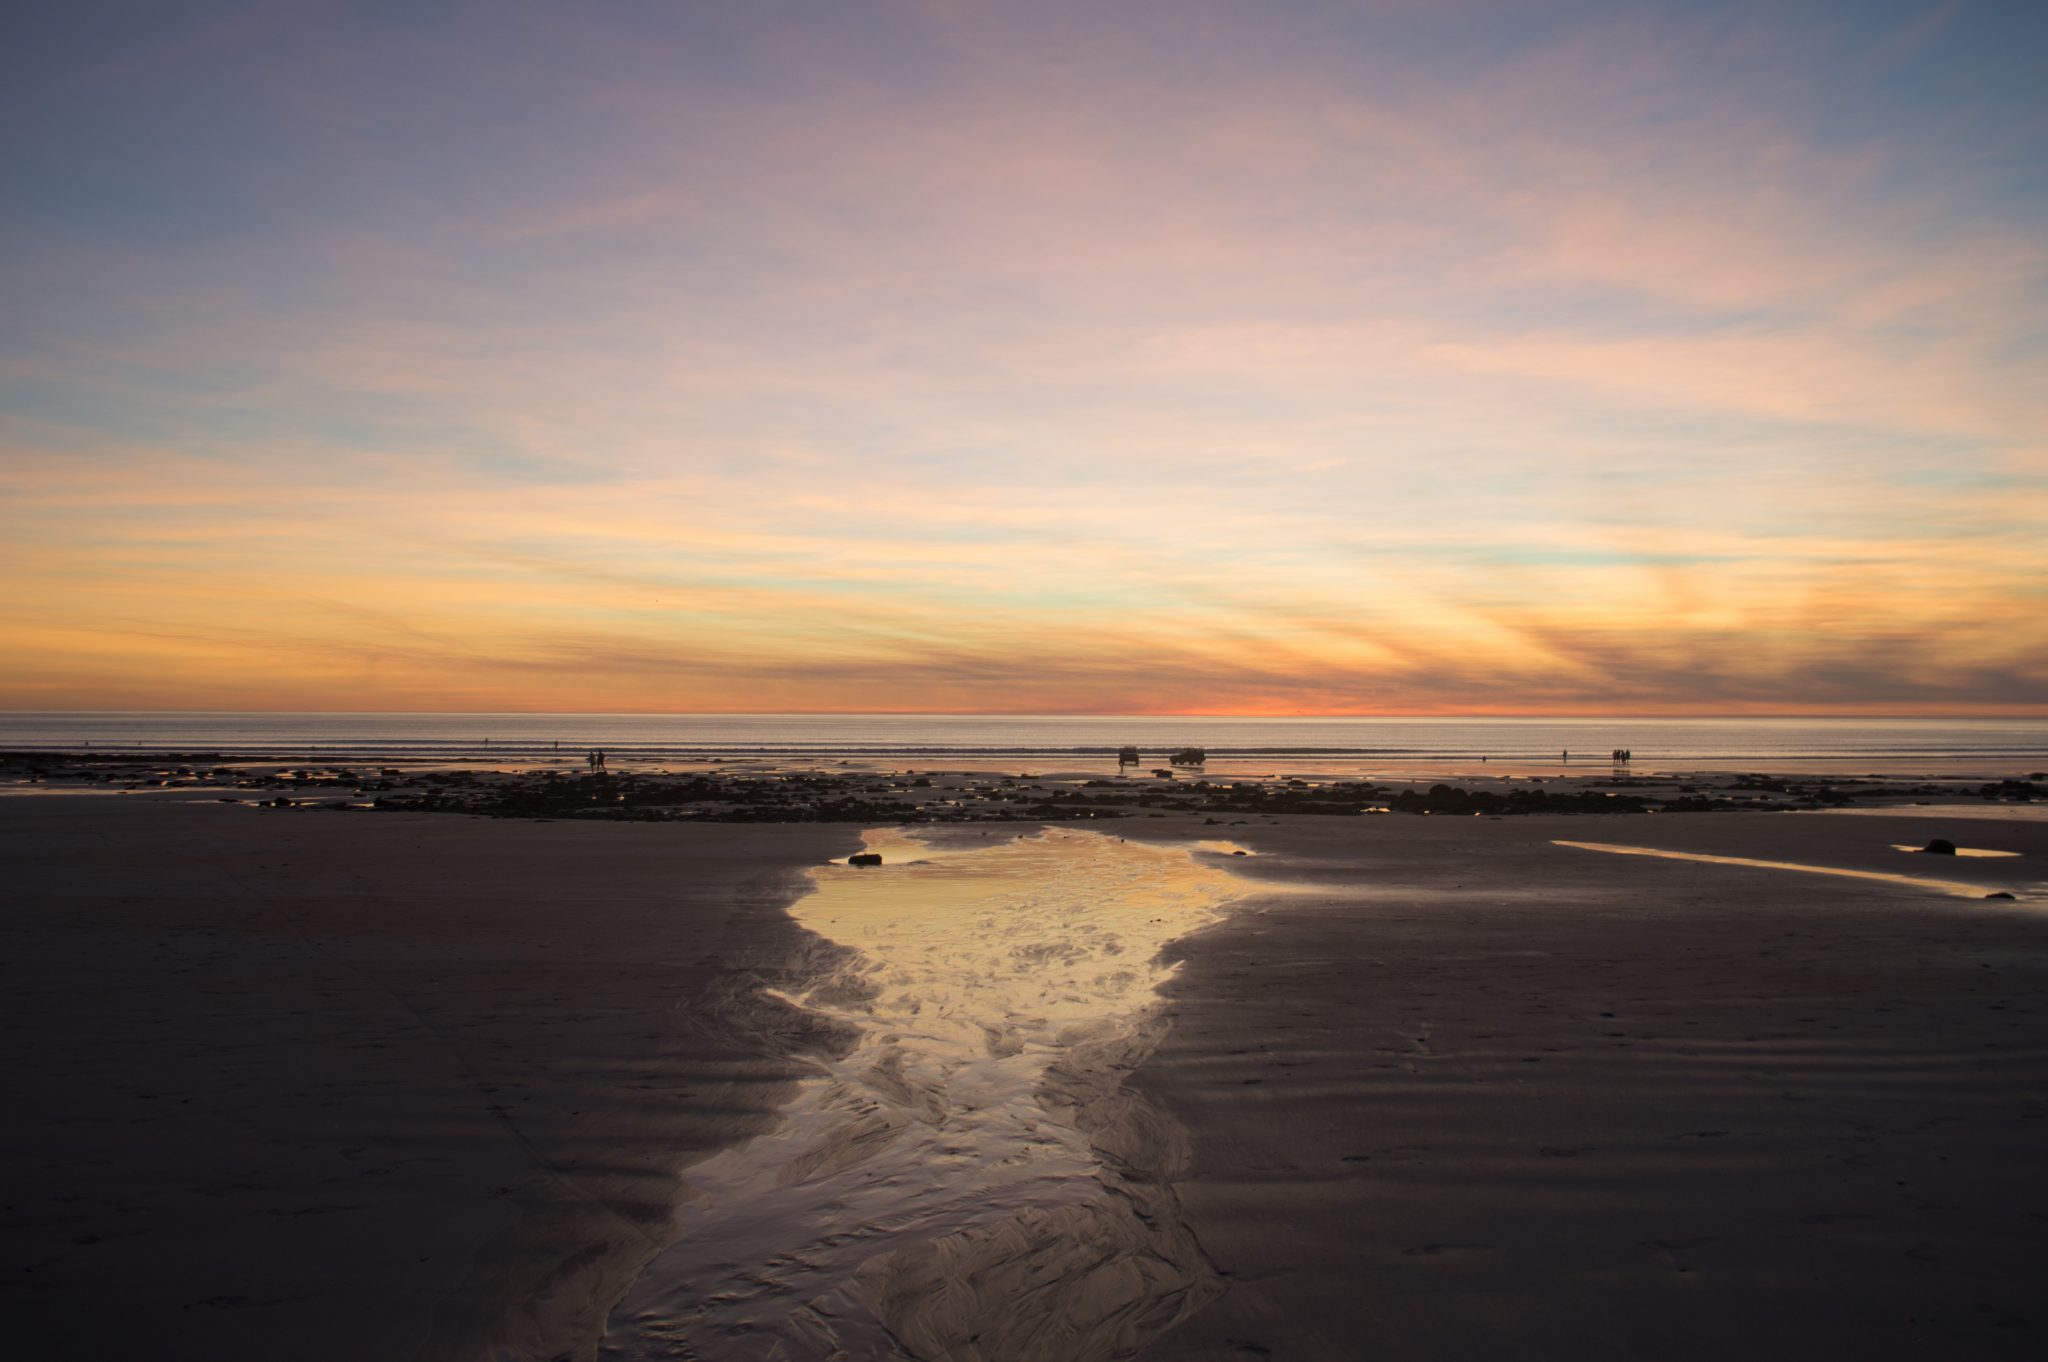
[603,827,1258,1361]
[1555,840,2030,901]
[1888,843,2021,858]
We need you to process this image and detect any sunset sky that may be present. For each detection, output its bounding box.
[4,0,2044,714]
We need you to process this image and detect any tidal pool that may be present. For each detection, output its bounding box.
[604,827,1258,1361]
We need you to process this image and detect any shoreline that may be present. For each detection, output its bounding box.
[8,746,2048,786]
[6,752,2046,829]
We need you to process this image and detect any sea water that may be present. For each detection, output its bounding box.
[2,711,2045,774]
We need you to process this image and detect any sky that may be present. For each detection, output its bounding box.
[3,0,2044,715]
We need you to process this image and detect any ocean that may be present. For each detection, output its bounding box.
[2,712,2045,774]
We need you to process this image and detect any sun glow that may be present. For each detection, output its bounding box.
[3,2,2043,714]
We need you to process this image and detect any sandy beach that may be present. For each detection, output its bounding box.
[4,765,2044,1359]
[1133,810,2048,1361]
[0,794,855,1360]
[14,0,2048,1353]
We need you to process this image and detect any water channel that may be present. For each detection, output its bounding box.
[603,827,1260,1360]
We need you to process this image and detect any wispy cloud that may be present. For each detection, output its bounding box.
[3,0,2044,712]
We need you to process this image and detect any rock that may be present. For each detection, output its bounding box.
[1985,891,2016,900]
[848,853,883,867]
[1232,850,1248,856]
[1921,838,1957,855]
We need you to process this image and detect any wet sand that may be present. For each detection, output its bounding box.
[0,795,854,1361]
[1130,810,2048,1361]
[6,783,2047,1360]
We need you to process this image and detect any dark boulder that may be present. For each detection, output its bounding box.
[848,852,883,867]
[1922,838,1957,855]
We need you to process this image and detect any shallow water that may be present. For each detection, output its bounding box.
[603,827,1257,1360]
[1555,840,2030,901]
[1808,803,2048,823]
[1888,843,2022,858]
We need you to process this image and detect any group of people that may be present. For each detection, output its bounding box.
[1610,748,1634,764]
[585,749,608,773]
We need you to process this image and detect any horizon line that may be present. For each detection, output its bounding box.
[5,708,2047,721]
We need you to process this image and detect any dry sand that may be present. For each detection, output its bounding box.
[5,787,2046,1360]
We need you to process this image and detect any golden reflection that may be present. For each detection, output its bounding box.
[1555,840,2029,901]
[1888,843,2021,858]
[606,827,1261,1360]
